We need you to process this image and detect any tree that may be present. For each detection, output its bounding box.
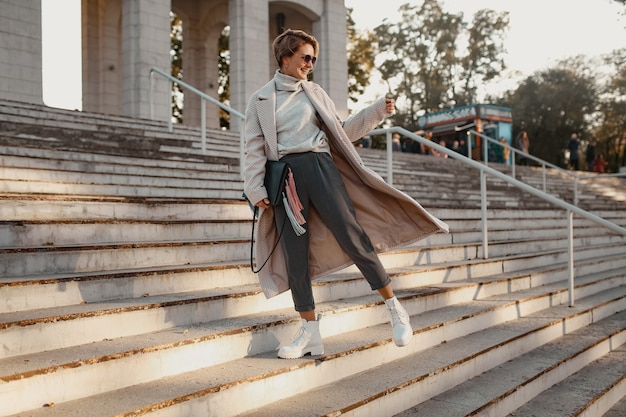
[170,12,183,124]
[218,27,230,129]
[373,0,508,128]
[596,48,626,171]
[505,58,598,166]
[455,9,508,105]
[346,8,376,104]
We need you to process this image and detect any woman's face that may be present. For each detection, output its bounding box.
[281,43,316,80]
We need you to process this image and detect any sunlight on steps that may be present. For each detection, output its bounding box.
[0,99,625,417]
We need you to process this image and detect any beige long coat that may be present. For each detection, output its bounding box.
[243,77,449,298]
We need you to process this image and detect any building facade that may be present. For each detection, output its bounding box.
[0,0,349,130]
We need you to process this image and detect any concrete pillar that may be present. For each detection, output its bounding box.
[82,0,123,115]
[228,0,271,132]
[0,0,42,104]
[314,0,348,118]
[177,2,226,129]
[121,0,171,120]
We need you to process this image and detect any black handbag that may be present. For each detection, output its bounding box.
[264,160,290,206]
[243,160,290,273]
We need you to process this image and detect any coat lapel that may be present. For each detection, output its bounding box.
[256,81,279,159]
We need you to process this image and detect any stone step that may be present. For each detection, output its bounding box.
[504,342,626,417]
[241,298,626,417]
[0,220,622,278]
[2,268,624,417]
[0,198,253,221]
[601,389,626,417]
[0,179,243,199]
[0,144,240,173]
[2,224,625,315]
[1,215,612,248]
[2,100,625,417]
[357,149,626,210]
[2,240,625,356]
[0,99,234,145]
[0,152,241,181]
[1,230,622,319]
[0,237,250,276]
[0,219,251,247]
[393,309,626,417]
[0,165,241,190]
[0,128,241,163]
[1,141,623,214]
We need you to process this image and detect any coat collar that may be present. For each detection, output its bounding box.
[254,75,323,160]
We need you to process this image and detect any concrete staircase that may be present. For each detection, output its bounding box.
[1,99,625,417]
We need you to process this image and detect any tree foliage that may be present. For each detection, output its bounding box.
[504,58,598,167]
[372,0,508,128]
[218,27,230,129]
[596,49,626,170]
[346,8,376,104]
[170,12,183,124]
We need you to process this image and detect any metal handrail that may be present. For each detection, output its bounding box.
[369,126,626,307]
[472,130,626,205]
[470,129,573,191]
[145,69,625,305]
[148,66,246,175]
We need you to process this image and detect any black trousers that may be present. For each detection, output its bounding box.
[275,152,391,312]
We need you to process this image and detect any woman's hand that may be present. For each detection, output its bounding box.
[384,94,395,114]
[256,198,271,209]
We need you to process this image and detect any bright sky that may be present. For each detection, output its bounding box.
[346,0,626,104]
[42,0,625,110]
[42,0,82,110]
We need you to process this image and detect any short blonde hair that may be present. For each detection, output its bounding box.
[272,29,319,69]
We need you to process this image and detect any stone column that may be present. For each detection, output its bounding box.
[313,0,348,119]
[180,6,223,130]
[82,0,124,115]
[228,0,271,132]
[0,0,42,104]
[121,0,171,120]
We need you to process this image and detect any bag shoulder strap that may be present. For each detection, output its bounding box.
[249,206,287,273]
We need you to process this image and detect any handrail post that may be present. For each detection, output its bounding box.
[386,131,393,185]
[149,71,154,120]
[483,138,488,165]
[542,163,547,193]
[481,170,489,259]
[573,176,579,206]
[511,150,516,179]
[567,210,575,306]
[167,80,173,133]
[200,98,207,154]
[466,131,472,159]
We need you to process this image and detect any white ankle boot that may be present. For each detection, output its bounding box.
[278,313,324,359]
[385,296,413,346]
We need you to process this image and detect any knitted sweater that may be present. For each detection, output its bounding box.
[274,70,330,157]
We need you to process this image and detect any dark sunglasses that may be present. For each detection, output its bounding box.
[300,54,317,65]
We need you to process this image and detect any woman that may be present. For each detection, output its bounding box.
[243,29,448,359]
[516,130,530,166]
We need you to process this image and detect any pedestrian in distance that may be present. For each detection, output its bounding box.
[392,132,402,152]
[515,130,530,166]
[593,153,607,173]
[568,133,581,170]
[585,140,596,172]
